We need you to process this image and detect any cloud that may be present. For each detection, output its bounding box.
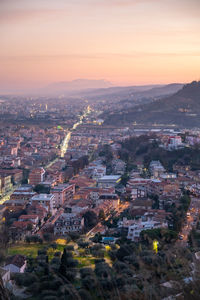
[96,0,154,6]
[0,0,70,24]
[0,8,68,24]
[1,51,200,62]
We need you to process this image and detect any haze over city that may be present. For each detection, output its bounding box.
[1,0,200,92]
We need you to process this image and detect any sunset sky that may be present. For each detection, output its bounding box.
[0,0,200,90]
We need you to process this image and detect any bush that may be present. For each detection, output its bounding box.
[80,268,94,279]
[82,276,97,290]
[51,257,60,265]
[54,251,61,257]
[113,261,128,272]
[25,235,43,244]
[43,233,52,242]
[65,245,74,251]
[78,240,90,249]
[69,232,80,241]
[92,250,104,258]
[66,258,78,268]
[79,289,93,300]
[65,270,76,282]
[38,249,47,256]
[13,273,38,287]
[50,243,57,249]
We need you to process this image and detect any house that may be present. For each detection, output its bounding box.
[0,267,10,286]
[30,193,55,214]
[10,221,33,241]
[132,198,153,210]
[51,183,75,207]
[112,159,126,175]
[29,167,45,186]
[0,174,12,195]
[98,193,120,209]
[98,175,121,189]
[26,203,48,223]
[127,218,168,242]
[3,255,27,273]
[54,213,84,235]
[18,214,39,224]
[131,186,146,200]
[149,161,165,178]
[10,191,36,205]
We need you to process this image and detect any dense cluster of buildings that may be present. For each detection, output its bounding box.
[1,98,200,247]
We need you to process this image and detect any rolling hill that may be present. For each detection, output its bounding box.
[103,81,200,128]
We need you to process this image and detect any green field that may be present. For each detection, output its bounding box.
[7,242,66,259]
[74,255,96,268]
[7,240,112,269]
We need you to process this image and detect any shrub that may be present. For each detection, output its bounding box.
[54,251,61,257]
[65,245,74,251]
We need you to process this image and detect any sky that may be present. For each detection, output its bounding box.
[0,0,200,90]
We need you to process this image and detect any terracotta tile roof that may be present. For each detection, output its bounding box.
[6,255,26,268]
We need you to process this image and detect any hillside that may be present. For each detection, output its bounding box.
[103,81,200,128]
[81,83,183,102]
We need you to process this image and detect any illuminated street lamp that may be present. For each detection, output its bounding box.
[153,240,159,254]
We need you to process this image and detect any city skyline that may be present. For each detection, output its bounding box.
[0,0,200,91]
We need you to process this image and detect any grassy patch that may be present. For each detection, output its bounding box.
[7,244,45,258]
[7,242,67,259]
[75,255,95,268]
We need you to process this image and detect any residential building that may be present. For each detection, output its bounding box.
[54,213,84,235]
[127,217,168,241]
[51,183,75,207]
[98,175,121,188]
[29,167,45,186]
[30,193,55,213]
[3,255,27,273]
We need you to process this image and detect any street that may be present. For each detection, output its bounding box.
[177,196,200,246]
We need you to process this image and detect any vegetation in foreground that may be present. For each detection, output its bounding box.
[6,232,199,300]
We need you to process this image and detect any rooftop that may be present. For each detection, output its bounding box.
[31,194,54,200]
[99,175,121,181]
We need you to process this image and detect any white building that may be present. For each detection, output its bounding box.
[127,218,168,242]
[0,267,10,286]
[167,136,182,150]
[3,255,27,273]
[149,161,165,178]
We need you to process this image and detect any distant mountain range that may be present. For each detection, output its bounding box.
[79,83,183,101]
[103,81,200,128]
[0,79,183,100]
[44,79,112,94]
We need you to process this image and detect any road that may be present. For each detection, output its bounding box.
[177,196,200,246]
[60,106,90,158]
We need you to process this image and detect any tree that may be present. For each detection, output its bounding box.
[27,223,33,232]
[34,184,50,194]
[98,209,105,221]
[83,211,98,230]
[43,233,52,242]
